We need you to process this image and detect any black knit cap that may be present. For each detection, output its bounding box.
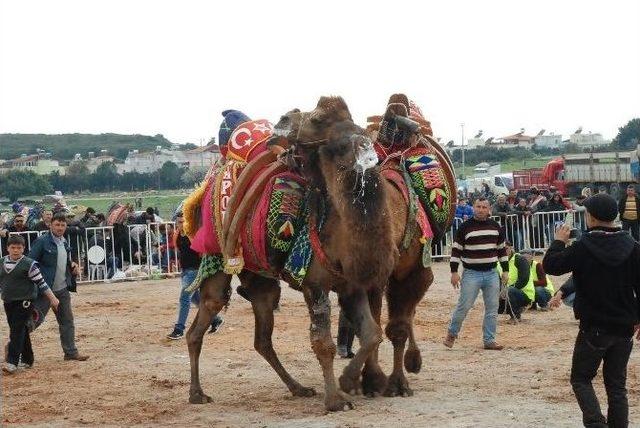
[583,193,618,222]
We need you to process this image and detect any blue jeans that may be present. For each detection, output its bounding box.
[563,292,576,308]
[448,268,500,345]
[174,269,221,333]
[535,287,552,308]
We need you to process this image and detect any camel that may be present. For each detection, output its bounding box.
[187,96,452,411]
[273,100,446,398]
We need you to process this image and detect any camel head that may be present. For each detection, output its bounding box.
[273,96,377,176]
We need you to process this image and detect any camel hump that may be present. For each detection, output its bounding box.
[315,96,352,121]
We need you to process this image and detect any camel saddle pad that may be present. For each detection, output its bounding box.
[239,172,306,273]
[402,146,454,241]
[190,160,245,255]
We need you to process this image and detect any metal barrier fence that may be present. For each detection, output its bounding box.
[0,222,182,284]
[0,210,588,282]
[431,209,588,259]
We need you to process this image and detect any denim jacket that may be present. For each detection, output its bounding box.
[28,232,77,292]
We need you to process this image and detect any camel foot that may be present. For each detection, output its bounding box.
[339,372,362,396]
[290,384,317,397]
[383,374,413,397]
[324,391,355,412]
[361,366,387,397]
[404,348,422,374]
[189,391,213,404]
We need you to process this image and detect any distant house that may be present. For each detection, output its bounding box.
[534,133,563,149]
[569,128,610,148]
[491,130,534,149]
[0,153,66,175]
[117,144,221,174]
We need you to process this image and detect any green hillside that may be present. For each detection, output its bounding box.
[0,133,173,160]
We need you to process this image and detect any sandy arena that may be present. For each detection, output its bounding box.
[2,263,638,427]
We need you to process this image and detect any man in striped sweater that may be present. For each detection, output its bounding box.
[443,197,509,350]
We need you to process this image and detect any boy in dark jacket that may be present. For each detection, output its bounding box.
[543,193,640,428]
[1,235,59,374]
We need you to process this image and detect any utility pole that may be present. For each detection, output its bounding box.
[460,123,465,179]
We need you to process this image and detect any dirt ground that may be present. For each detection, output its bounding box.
[2,262,639,427]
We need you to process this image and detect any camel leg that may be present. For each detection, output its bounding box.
[303,283,354,412]
[187,272,232,404]
[361,287,388,397]
[338,288,383,396]
[384,268,432,397]
[404,308,422,374]
[239,272,316,398]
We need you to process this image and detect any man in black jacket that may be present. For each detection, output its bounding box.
[543,193,640,428]
[618,184,640,241]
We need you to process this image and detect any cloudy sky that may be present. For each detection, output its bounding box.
[1,0,638,147]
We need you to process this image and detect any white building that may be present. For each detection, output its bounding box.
[1,154,66,175]
[466,137,486,149]
[569,131,610,148]
[117,144,221,174]
[534,133,563,149]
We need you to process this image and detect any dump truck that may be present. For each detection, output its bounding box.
[512,145,640,199]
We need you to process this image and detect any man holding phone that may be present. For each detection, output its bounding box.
[543,193,640,427]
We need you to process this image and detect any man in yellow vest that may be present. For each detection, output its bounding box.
[522,253,554,311]
[497,242,535,320]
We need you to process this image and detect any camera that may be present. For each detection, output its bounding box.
[554,220,578,239]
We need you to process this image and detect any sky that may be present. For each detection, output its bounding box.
[1,0,639,148]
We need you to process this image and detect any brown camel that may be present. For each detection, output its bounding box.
[276,101,440,398]
[187,96,397,412]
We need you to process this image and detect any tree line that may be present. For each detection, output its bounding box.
[0,161,208,202]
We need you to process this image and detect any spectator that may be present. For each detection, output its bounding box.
[166,213,223,340]
[523,252,554,311]
[507,189,518,207]
[550,276,576,308]
[492,194,515,247]
[573,195,588,232]
[527,189,548,249]
[64,213,85,263]
[619,184,640,241]
[543,193,640,427]
[1,214,36,255]
[598,186,607,194]
[33,210,53,232]
[455,198,474,221]
[1,235,59,374]
[492,194,512,218]
[512,198,531,251]
[29,213,89,361]
[497,242,533,321]
[80,207,100,228]
[546,193,566,213]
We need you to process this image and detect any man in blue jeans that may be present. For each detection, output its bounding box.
[443,197,510,350]
[167,214,223,340]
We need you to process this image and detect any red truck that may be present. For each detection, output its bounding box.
[512,147,640,198]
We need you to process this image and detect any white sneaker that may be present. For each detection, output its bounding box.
[2,362,18,374]
[18,361,32,369]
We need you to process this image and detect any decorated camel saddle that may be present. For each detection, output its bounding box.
[183,95,456,288]
[183,119,306,278]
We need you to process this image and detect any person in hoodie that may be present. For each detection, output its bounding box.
[543,193,640,428]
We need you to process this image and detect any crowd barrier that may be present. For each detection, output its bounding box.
[431,209,587,259]
[0,209,587,283]
[0,222,182,284]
